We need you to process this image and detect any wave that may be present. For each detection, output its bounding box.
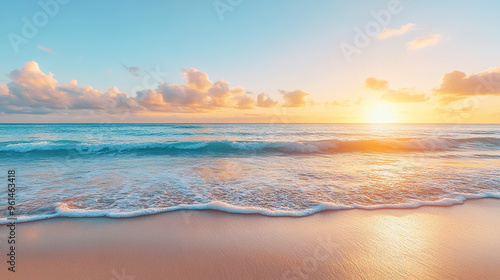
[2,193,500,224]
[170,125,205,129]
[1,137,499,155]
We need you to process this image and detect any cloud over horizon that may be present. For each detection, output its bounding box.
[0,62,290,115]
[434,68,500,104]
[279,90,310,107]
[257,93,278,107]
[365,77,429,103]
[0,62,140,114]
[381,88,429,103]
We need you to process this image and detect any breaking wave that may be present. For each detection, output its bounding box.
[1,137,498,155]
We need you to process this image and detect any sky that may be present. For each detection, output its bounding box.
[1,0,500,123]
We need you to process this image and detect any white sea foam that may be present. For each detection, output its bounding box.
[3,192,500,224]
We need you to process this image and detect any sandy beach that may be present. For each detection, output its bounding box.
[0,198,499,279]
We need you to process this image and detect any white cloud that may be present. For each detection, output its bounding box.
[377,23,417,39]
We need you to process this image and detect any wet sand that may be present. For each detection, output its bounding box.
[1,198,500,279]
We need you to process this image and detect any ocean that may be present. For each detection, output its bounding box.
[1,123,499,223]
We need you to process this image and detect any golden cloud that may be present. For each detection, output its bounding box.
[407,34,441,49]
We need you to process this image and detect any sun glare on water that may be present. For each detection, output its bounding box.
[368,103,398,123]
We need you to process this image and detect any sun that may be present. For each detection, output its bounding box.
[368,103,398,123]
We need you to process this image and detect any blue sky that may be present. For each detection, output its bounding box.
[1,0,500,122]
[2,1,355,95]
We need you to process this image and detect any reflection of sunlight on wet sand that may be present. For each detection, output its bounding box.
[358,214,438,279]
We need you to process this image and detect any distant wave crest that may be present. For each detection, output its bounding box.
[0,137,499,155]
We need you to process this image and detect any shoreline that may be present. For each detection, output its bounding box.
[3,196,500,226]
[2,198,500,279]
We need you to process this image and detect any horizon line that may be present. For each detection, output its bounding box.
[0,122,498,125]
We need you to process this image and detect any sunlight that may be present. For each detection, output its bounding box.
[368,103,398,123]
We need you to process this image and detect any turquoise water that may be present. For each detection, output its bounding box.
[0,123,499,223]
